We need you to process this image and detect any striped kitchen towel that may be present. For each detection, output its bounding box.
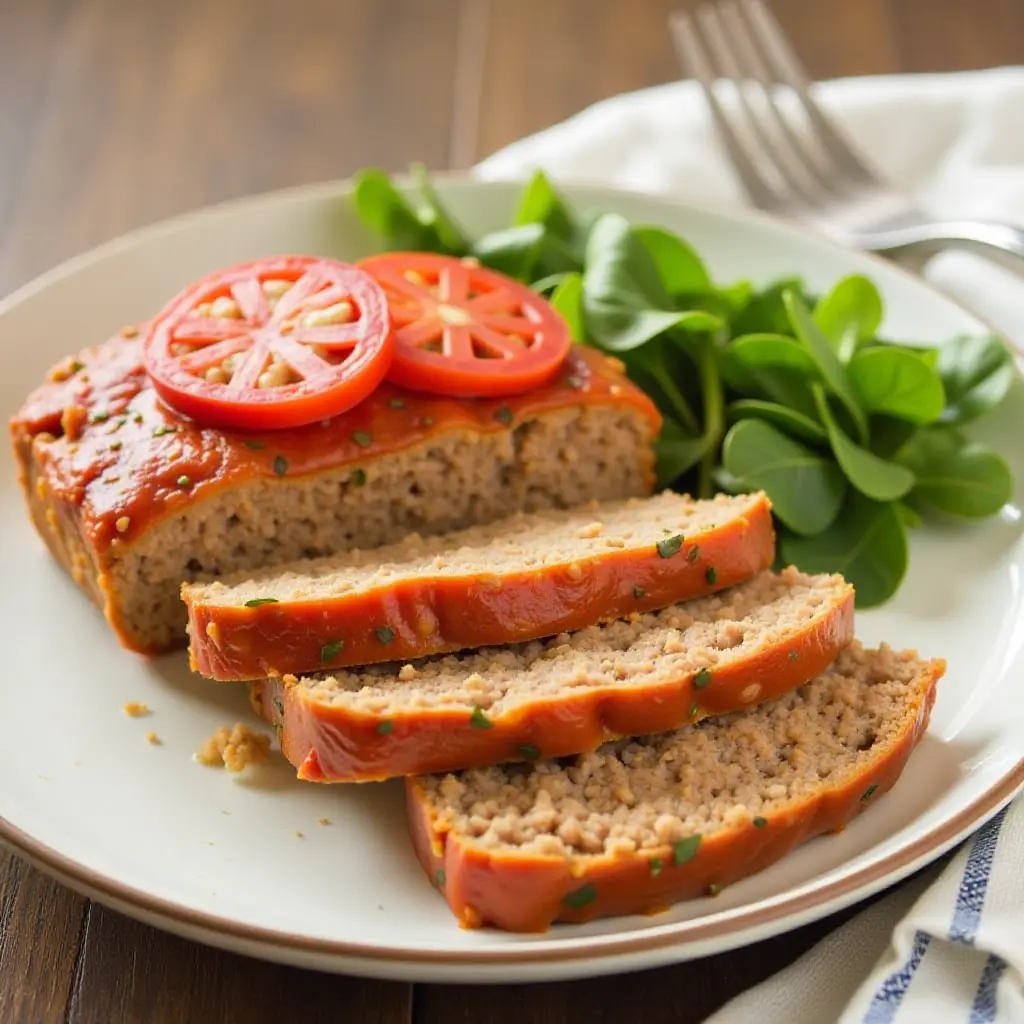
[705,797,1024,1024]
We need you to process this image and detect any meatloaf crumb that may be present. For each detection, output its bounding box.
[122,702,150,717]
[195,723,271,771]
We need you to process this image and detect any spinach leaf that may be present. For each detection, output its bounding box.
[409,162,470,254]
[581,214,721,351]
[896,427,1013,518]
[813,384,915,501]
[725,333,820,378]
[721,418,846,535]
[847,346,945,424]
[869,415,918,459]
[779,493,908,608]
[352,169,441,250]
[513,170,575,241]
[936,334,1015,425]
[785,291,870,443]
[813,274,883,363]
[549,273,584,341]
[727,399,828,444]
[530,272,569,295]
[471,223,579,282]
[633,226,711,295]
[656,418,715,487]
[731,277,808,336]
[619,337,701,434]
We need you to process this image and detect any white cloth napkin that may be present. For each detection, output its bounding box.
[474,68,1024,1023]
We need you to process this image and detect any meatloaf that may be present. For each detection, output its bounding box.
[185,490,775,680]
[406,642,944,932]
[250,568,855,782]
[10,330,659,653]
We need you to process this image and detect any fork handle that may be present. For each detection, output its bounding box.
[856,221,1024,275]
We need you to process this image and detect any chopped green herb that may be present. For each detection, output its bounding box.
[690,702,700,718]
[562,883,597,909]
[433,868,446,888]
[352,430,373,447]
[862,784,878,801]
[517,743,541,760]
[90,411,110,423]
[111,417,127,430]
[753,816,768,829]
[705,566,718,585]
[375,625,395,645]
[376,720,395,736]
[707,883,722,897]
[388,397,406,409]
[633,585,647,600]
[243,439,266,450]
[320,640,345,663]
[649,857,663,877]
[693,668,712,689]
[152,425,176,436]
[273,697,284,717]
[565,375,584,389]
[469,706,493,730]
[421,416,435,426]
[656,534,684,558]
[494,406,513,426]
[244,597,279,608]
[672,835,702,867]
[788,650,800,662]
[176,475,192,489]
[351,468,367,487]
[133,413,144,424]
[68,360,84,374]
[686,544,701,562]
[273,455,288,477]
[109,441,122,452]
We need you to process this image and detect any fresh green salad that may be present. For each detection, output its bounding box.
[350,164,1017,607]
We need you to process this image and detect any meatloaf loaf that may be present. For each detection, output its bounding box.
[11,330,659,653]
[406,642,944,932]
[250,568,855,781]
[185,491,775,680]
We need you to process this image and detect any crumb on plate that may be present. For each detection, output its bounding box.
[195,723,271,772]
[145,730,160,745]
[317,817,332,827]
[123,701,150,717]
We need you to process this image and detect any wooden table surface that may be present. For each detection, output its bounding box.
[1,1,1021,1021]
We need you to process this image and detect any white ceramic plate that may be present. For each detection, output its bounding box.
[1,178,1022,984]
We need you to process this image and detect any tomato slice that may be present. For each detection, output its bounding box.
[143,256,394,430]
[358,253,571,398]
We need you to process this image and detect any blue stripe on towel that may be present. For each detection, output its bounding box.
[862,931,932,1024]
[969,954,1008,1023]
[950,806,1008,947]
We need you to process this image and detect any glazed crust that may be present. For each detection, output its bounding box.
[403,660,941,933]
[188,494,775,680]
[248,581,854,782]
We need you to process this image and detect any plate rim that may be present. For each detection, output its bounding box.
[2,170,1022,972]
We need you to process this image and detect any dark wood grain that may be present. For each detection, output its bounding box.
[0,0,1017,1021]
[65,905,409,1024]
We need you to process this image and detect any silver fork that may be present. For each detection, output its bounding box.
[670,0,1024,273]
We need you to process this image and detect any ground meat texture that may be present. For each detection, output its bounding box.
[184,490,776,679]
[249,568,855,781]
[405,642,945,931]
[11,333,659,653]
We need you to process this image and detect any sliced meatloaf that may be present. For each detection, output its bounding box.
[10,330,659,654]
[407,642,944,932]
[250,568,855,782]
[185,490,775,680]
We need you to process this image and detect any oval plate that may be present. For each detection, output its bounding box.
[1,178,1022,983]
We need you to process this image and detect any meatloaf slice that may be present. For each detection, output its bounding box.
[249,567,855,782]
[10,331,659,654]
[185,490,775,680]
[406,642,944,932]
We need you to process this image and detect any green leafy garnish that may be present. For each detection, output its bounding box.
[434,868,446,888]
[705,567,717,585]
[753,816,768,828]
[152,424,175,436]
[351,468,367,487]
[273,697,284,717]
[656,534,684,558]
[352,430,373,448]
[242,439,265,450]
[377,720,395,736]
[320,640,345,663]
[672,834,702,867]
[633,585,646,599]
[862,784,878,800]
[176,475,192,489]
[494,406,513,426]
[517,744,541,760]
[244,597,279,608]
[375,626,394,645]
[469,706,493,730]
[693,668,712,689]
[562,883,598,909]
[649,857,663,877]
[273,455,288,477]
